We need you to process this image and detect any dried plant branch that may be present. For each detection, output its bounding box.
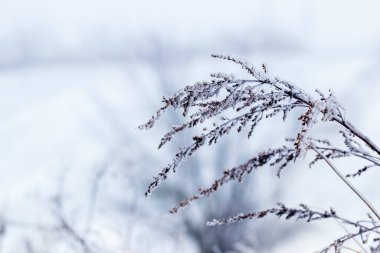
[53,194,94,253]
[310,145,380,221]
[207,203,380,253]
[140,54,380,252]
[170,147,296,214]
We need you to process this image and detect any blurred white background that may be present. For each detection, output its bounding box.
[0,0,380,252]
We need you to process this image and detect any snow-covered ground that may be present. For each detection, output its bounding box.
[0,0,380,252]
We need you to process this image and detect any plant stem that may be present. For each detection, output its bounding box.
[310,145,380,221]
[277,81,380,156]
[334,118,380,157]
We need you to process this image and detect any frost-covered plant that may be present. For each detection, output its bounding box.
[140,54,380,252]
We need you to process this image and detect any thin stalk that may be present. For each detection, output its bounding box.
[310,145,380,221]
[277,81,380,156]
[334,118,380,157]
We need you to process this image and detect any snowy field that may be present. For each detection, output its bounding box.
[1,1,380,252]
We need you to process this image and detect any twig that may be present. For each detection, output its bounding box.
[311,145,380,221]
[335,119,380,157]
